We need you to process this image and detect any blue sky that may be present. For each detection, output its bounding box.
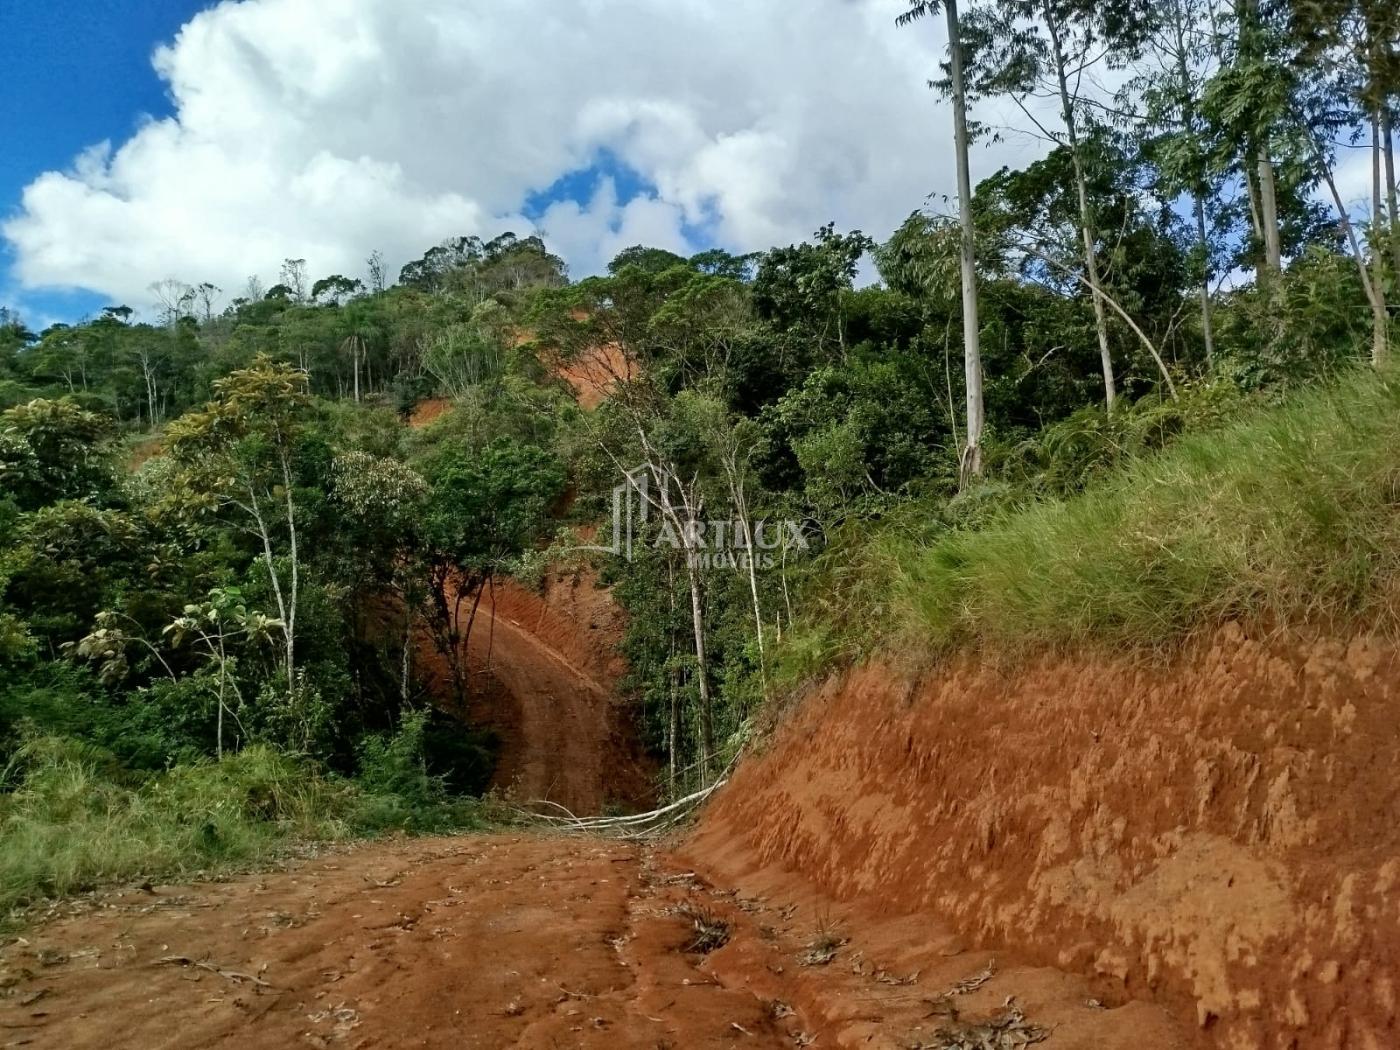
[0,2,982,328]
[1,0,211,324]
[0,0,707,328]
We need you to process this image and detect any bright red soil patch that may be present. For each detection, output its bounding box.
[552,342,629,410]
[689,624,1400,1049]
[0,832,1182,1049]
[406,398,451,428]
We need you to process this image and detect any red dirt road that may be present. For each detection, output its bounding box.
[0,831,1183,1049]
[463,608,652,815]
[413,569,653,817]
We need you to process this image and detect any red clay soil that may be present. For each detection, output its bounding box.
[551,342,630,410]
[415,570,653,816]
[0,833,1183,1049]
[684,623,1400,1049]
[406,398,452,428]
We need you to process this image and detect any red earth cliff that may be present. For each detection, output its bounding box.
[683,623,1400,1049]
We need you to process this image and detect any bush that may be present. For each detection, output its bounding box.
[352,711,487,832]
[0,724,490,917]
[0,737,352,912]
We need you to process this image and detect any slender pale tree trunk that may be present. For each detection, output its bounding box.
[280,451,299,691]
[1045,2,1116,408]
[666,560,679,799]
[1372,111,1390,365]
[1257,155,1283,274]
[1169,2,1215,366]
[1314,132,1388,366]
[1384,109,1400,281]
[1193,195,1216,366]
[638,461,714,784]
[945,0,985,476]
[683,552,712,782]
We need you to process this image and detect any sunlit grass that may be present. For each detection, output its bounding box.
[884,368,1400,654]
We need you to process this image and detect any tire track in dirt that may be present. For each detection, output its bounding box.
[465,609,649,816]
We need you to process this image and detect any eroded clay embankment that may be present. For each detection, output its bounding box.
[683,624,1400,1049]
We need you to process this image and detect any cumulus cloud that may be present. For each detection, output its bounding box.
[3,0,1047,313]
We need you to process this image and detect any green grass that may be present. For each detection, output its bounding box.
[885,369,1400,655]
[0,733,490,917]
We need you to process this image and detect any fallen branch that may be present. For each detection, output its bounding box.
[515,756,737,838]
[156,955,275,990]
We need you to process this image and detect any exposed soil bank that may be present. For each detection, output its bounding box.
[683,624,1400,1048]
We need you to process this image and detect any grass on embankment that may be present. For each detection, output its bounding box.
[886,369,1400,654]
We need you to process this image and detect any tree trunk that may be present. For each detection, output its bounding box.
[946,0,985,476]
[1193,193,1216,366]
[1384,109,1400,284]
[246,483,295,690]
[400,606,412,703]
[353,336,362,403]
[280,452,299,692]
[1314,131,1388,366]
[1257,154,1283,275]
[1168,4,1215,368]
[1044,1,1115,408]
[683,553,712,783]
[667,562,679,799]
[1372,111,1390,365]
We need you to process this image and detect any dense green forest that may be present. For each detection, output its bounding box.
[4,0,1400,911]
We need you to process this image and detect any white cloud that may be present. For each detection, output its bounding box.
[3,0,1048,314]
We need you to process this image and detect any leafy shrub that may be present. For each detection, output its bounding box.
[0,736,351,913]
[352,711,485,831]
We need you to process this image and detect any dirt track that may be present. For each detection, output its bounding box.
[464,607,651,815]
[409,570,650,817]
[0,831,1183,1049]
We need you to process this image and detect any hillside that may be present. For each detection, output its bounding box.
[5,4,1400,1036]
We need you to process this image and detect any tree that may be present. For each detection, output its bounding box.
[331,451,428,703]
[149,278,194,328]
[752,224,874,361]
[164,587,281,757]
[899,0,987,479]
[366,250,388,295]
[960,0,1152,407]
[419,439,564,705]
[0,397,114,510]
[1132,0,1222,364]
[312,274,365,306]
[280,259,310,303]
[193,283,222,323]
[608,245,689,275]
[164,356,313,693]
[421,302,508,401]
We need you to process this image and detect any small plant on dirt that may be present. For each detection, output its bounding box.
[798,912,848,966]
[673,900,730,954]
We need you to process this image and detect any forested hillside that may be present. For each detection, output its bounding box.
[3,0,1400,922]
